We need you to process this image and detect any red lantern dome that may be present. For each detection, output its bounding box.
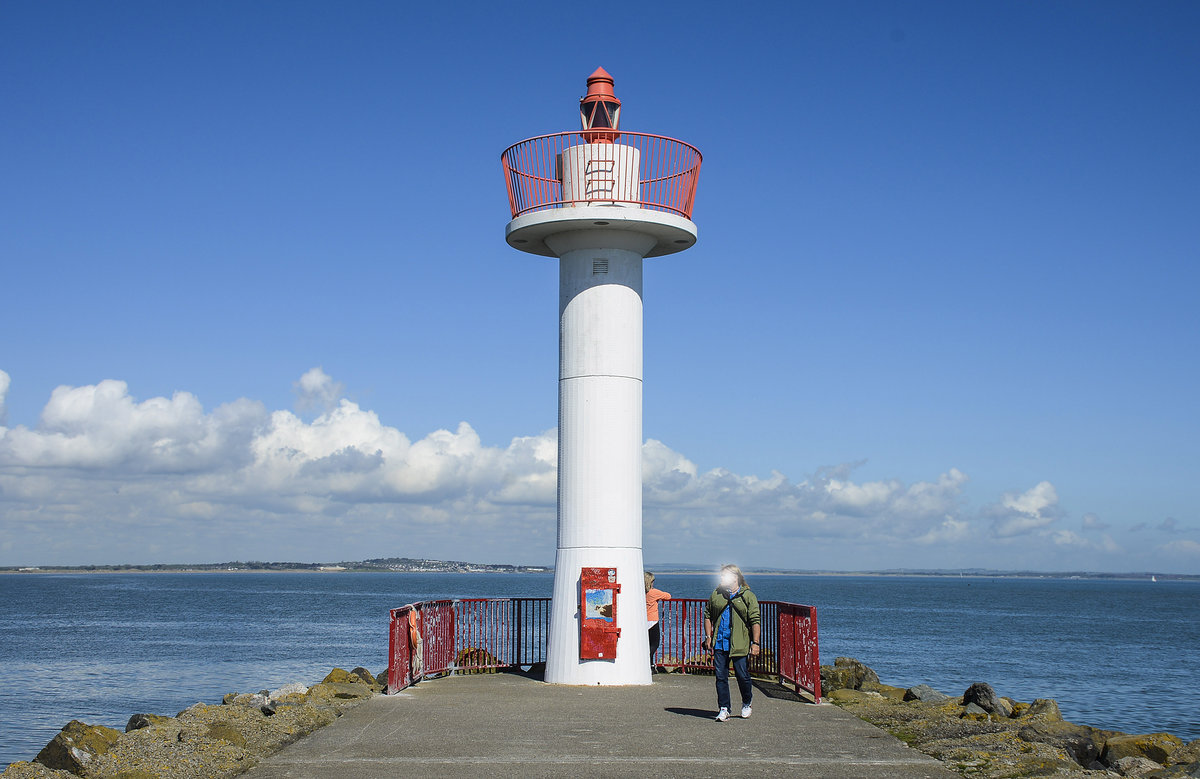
[579,67,621,143]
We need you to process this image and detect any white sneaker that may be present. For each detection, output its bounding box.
[715,707,730,722]
[741,704,752,719]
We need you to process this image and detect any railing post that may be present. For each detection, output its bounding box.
[809,607,822,703]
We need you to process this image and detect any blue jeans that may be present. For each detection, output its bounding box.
[713,650,752,711]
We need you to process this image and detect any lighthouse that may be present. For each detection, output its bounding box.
[501,68,701,685]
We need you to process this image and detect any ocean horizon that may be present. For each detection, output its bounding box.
[2,572,1197,767]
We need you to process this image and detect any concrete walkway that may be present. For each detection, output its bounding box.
[246,672,955,772]
[246,672,958,778]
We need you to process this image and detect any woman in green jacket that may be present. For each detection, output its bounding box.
[701,564,760,721]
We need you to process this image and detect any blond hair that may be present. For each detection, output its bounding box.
[644,571,655,592]
[720,564,746,589]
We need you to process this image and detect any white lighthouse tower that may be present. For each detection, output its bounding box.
[502,68,701,685]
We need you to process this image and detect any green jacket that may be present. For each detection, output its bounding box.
[707,587,760,657]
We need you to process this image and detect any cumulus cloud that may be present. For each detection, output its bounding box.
[987,481,1061,537]
[0,368,9,426]
[293,367,344,413]
[0,379,266,473]
[0,368,1100,569]
[1081,513,1110,531]
[642,441,972,552]
[0,371,560,561]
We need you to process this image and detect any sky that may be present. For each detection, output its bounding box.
[1,1,1197,573]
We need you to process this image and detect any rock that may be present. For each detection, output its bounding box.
[1022,698,1063,721]
[306,682,374,702]
[322,667,360,684]
[1172,740,1200,765]
[819,657,880,692]
[125,713,175,732]
[1103,733,1185,766]
[963,682,1013,717]
[205,721,248,748]
[904,684,951,703]
[1113,755,1164,777]
[225,692,270,709]
[826,688,878,704]
[271,682,309,698]
[0,762,77,778]
[1018,720,1102,766]
[870,684,907,701]
[961,702,991,721]
[34,719,122,773]
[350,667,377,685]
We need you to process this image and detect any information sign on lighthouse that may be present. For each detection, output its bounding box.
[501,68,701,685]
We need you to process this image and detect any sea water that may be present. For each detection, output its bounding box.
[1,572,1196,766]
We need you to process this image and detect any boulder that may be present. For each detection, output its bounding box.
[819,657,880,692]
[124,713,176,732]
[205,721,248,748]
[271,682,309,698]
[0,762,78,778]
[306,682,374,702]
[1171,740,1200,765]
[34,720,122,774]
[961,702,991,721]
[904,684,951,703]
[1112,755,1163,777]
[825,688,879,704]
[322,667,361,684]
[963,682,1013,717]
[1018,720,1102,766]
[350,667,377,685]
[1022,698,1063,721]
[1103,733,1185,766]
[871,683,907,701]
[224,692,269,709]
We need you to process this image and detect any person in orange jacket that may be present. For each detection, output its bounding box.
[645,571,671,674]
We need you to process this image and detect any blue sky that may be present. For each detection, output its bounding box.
[2,1,1197,572]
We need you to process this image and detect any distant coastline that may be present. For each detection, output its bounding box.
[0,557,550,575]
[2,558,1195,581]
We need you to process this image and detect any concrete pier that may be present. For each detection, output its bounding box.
[246,673,957,778]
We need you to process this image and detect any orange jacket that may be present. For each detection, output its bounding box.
[645,587,671,623]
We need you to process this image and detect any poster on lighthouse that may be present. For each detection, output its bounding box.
[584,588,614,622]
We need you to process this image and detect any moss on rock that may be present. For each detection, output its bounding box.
[34,720,123,774]
[1101,732,1184,765]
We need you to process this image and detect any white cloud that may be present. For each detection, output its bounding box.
[0,368,1144,571]
[987,481,1061,537]
[1159,539,1200,557]
[0,379,265,472]
[1049,529,1121,553]
[293,367,345,413]
[0,368,9,426]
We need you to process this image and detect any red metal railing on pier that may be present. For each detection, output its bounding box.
[388,597,819,702]
[501,131,702,219]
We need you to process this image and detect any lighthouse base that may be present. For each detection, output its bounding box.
[544,546,651,686]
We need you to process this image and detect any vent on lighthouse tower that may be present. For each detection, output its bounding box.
[593,258,608,274]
